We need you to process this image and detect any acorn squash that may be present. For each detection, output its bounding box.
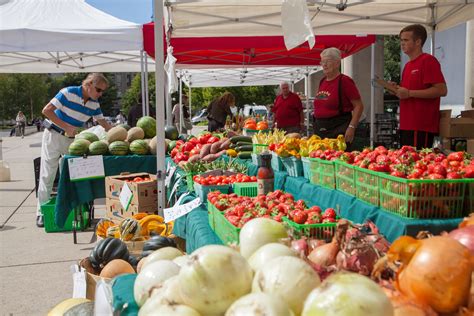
[89,238,129,270]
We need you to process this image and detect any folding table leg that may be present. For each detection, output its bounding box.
[73,207,77,244]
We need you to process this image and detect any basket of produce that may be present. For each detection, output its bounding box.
[354,166,381,206]
[233,182,258,197]
[283,206,338,240]
[335,160,357,196]
[229,135,253,160]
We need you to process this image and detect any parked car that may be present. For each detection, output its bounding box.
[191,108,208,124]
[240,104,269,118]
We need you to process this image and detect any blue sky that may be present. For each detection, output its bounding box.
[86,0,153,24]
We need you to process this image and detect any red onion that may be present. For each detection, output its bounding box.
[448,226,474,254]
[291,238,308,257]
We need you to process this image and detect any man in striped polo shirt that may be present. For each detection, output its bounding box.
[36,73,112,227]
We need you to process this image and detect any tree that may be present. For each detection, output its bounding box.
[120,73,155,116]
[384,35,401,84]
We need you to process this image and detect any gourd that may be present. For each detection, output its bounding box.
[89,238,129,270]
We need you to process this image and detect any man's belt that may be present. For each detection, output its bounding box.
[43,120,68,136]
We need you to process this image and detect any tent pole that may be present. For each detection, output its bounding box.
[370,43,375,148]
[140,50,146,118]
[304,71,310,137]
[154,0,166,216]
[189,86,192,117]
[179,74,184,134]
[144,52,150,116]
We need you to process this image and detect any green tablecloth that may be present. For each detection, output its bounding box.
[55,155,158,227]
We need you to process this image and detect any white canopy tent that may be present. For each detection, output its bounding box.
[0,0,154,73]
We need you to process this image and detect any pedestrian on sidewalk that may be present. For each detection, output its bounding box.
[36,73,113,227]
[15,111,26,138]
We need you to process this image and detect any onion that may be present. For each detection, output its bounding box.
[291,238,308,256]
[134,260,180,307]
[239,218,288,259]
[139,303,200,316]
[140,275,184,309]
[459,213,474,228]
[172,255,189,267]
[140,247,184,271]
[178,245,253,316]
[302,272,394,316]
[448,226,474,254]
[252,256,320,315]
[382,286,437,316]
[397,236,472,314]
[225,293,294,316]
[307,239,339,267]
[248,243,297,272]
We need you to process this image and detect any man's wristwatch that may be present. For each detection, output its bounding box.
[348,124,356,129]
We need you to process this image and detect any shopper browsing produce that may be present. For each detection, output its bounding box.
[207,92,236,132]
[272,81,304,134]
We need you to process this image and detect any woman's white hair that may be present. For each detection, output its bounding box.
[321,47,341,61]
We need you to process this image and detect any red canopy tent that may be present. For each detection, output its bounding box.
[143,22,375,66]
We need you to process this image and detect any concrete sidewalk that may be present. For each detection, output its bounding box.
[0,132,104,315]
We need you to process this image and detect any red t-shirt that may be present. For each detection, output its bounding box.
[313,74,360,118]
[399,53,446,133]
[272,92,303,128]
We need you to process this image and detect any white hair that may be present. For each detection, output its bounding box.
[280,81,290,88]
[321,47,342,61]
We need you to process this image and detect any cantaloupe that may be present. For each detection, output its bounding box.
[107,126,128,143]
[149,136,157,154]
[48,298,93,316]
[99,259,135,278]
[126,127,145,142]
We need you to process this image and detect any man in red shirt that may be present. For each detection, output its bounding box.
[395,24,447,149]
[272,82,304,133]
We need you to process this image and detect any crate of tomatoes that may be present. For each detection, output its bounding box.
[193,174,257,204]
[283,206,339,241]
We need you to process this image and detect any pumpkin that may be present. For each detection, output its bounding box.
[244,122,257,130]
[245,118,257,125]
[96,219,116,238]
[141,235,178,257]
[132,213,149,221]
[89,238,130,270]
[256,121,268,130]
[99,259,135,278]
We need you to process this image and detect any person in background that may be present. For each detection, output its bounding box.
[313,47,364,146]
[127,95,157,127]
[394,24,447,149]
[36,73,112,227]
[272,82,304,134]
[15,111,26,138]
[34,117,43,132]
[207,92,236,132]
[115,110,127,125]
[172,95,192,134]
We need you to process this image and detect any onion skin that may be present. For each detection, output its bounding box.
[397,236,472,314]
[382,286,437,316]
[448,226,474,254]
[307,240,339,267]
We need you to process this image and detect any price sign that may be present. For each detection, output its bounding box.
[164,197,201,223]
[68,156,105,182]
[119,182,133,211]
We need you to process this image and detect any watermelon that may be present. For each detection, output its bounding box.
[109,141,129,156]
[89,141,109,155]
[137,116,157,138]
[129,139,149,155]
[76,132,99,143]
[68,139,90,156]
[165,126,179,140]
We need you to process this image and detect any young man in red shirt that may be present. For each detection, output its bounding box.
[395,24,447,149]
[272,81,304,134]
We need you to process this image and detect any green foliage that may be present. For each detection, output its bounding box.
[121,74,155,115]
[384,35,401,83]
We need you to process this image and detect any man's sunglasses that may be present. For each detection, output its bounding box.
[94,86,105,94]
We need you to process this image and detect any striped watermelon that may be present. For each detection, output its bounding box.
[109,141,129,156]
[89,141,109,155]
[68,139,90,156]
[129,139,149,155]
[137,116,156,138]
[76,131,99,143]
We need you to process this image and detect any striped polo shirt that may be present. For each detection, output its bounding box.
[50,86,104,128]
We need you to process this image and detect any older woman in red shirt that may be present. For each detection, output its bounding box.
[313,47,364,145]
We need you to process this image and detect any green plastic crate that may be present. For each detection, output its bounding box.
[335,160,356,196]
[302,157,311,180]
[281,156,303,177]
[194,183,231,204]
[379,173,470,219]
[319,159,336,189]
[271,152,285,172]
[282,216,336,241]
[41,198,89,233]
[233,182,258,197]
[468,182,474,213]
[253,144,269,154]
[354,166,380,206]
[308,157,321,186]
[213,208,240,244]
[243,128,270,136]
[207,201,219,230]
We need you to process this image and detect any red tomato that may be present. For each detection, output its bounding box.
[322,208,336,219]
[292,210,308,224]
[207,136,220,144]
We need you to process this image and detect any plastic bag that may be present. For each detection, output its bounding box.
[81,125,107,141]
[281,0,315,50]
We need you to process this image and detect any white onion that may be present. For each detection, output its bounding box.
[225,293,294,316]
[140,275,184,311]
[139,303,201,316]
[239,218,288,259]
[302,272,394,316]
[252,256,320,315]
[172,255,189,267]
[141,247,184,270]
[179,245,253,316]
[248,243,297,272]
[134,260,180,307]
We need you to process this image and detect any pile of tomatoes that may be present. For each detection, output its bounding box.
[124,176,151,183]
[193,174,256,186]
[208,190,338,228]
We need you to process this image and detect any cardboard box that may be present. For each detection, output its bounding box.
[105,198,157,223]
[439,108,474,139]
[105,173,157,207]
[467,139,474,155]
[461,109,474,119]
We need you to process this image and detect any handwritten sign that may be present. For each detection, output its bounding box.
[164,197,201,223]
[68,155,105,182]
[119,183,133,211]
